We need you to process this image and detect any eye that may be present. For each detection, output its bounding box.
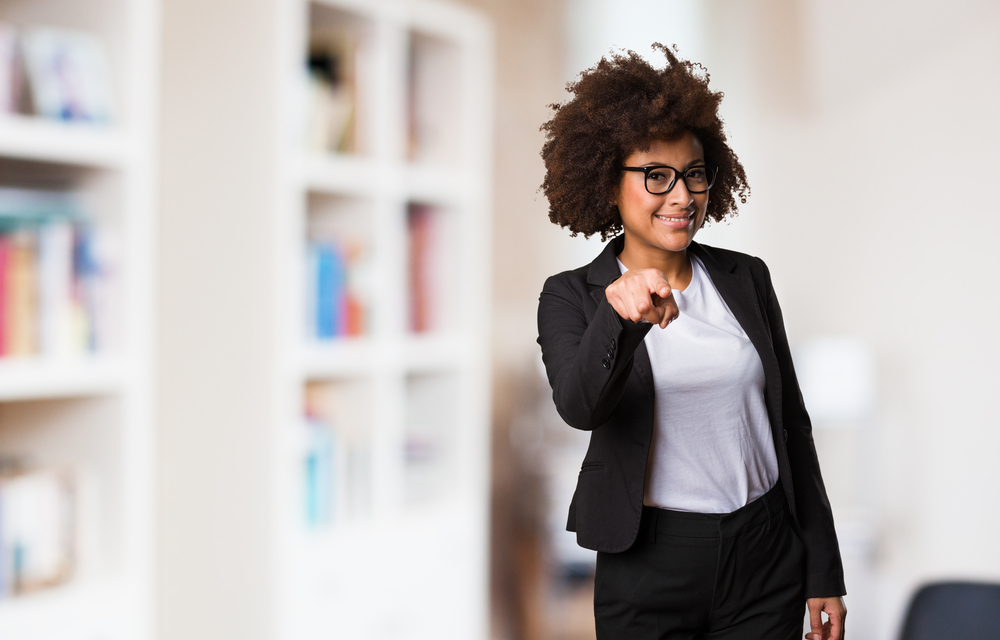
[686,168,706,180]
[646,169,669,182]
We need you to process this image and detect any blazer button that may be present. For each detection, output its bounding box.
[783,429,788,443]
[611,338,617,349]
[606,348,614,359]
[602,358,611,369]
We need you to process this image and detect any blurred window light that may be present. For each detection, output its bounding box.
[564,0,705,83]
[794,336,876,424]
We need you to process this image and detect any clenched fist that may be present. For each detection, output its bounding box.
[605,268,679,329]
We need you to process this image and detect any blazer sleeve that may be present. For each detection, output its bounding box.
[536,272,651,431]
[758,257,847,598]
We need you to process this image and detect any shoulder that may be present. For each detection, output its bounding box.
[542,263,590,292]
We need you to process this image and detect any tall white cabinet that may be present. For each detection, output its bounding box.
[271,0,493,638]
[0,0,158,638]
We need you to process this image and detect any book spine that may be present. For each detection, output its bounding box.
[314,244,335,339]
[408,205,432,332]
[6,230,39,356]
[0,235,8,356]
[38,220,74,357]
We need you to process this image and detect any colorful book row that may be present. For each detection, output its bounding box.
[300,382,371,528]
[0,188,115,358]
[306,240,366,340]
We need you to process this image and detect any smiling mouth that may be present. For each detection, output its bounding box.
[655,212,694,222]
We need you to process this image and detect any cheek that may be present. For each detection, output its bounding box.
[696,194,710,227]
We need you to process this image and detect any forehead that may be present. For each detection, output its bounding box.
[625,132,704,164]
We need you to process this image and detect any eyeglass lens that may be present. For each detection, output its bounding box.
[645,167,714,194]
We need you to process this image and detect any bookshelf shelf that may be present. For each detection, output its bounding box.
[401,333,470,371]
[299,154,377,196]
[0,115,130,169]
[298,334,470,379]
[299,337,376,377]
[405,164,474,205]
[0,356,126,401]
[273,1,492,638]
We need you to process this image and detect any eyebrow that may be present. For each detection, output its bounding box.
[640,160,707,168]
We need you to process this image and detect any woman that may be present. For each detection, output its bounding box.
[536,45,847,640]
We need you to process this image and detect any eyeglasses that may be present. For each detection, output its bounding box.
[621,165,717,195]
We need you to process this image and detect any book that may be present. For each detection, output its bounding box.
[305,27,357,154]
[3,229,38,356]
[303,415,336,528]
[0,23,22,115]
[20,27,115,123]
[0,464,76,597]
[408,204,432,332]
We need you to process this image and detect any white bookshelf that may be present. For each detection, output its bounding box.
[0,0,158,638]
[272,0,493,638]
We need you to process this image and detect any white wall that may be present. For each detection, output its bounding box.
[699,1,1000,638]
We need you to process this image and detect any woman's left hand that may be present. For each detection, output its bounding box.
[806,596,846,640]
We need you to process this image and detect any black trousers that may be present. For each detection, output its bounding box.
[594,481,806,640]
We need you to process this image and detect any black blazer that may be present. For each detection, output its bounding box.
[536,236,846,598]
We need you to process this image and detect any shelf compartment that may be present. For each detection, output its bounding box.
[299,378,374,527]
[303,3,376,157]
[0,1,130,131]
[406,30,463,165]
[407,201,458,335]
[0,396,126,595]
[403,371,459,506]
[0,159,128,361]
[305,193,373,342]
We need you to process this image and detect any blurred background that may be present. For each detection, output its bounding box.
[0,0,997,639]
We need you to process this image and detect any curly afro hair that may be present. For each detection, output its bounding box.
[540,44,750,240]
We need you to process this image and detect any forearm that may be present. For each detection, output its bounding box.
[537,281,651,430]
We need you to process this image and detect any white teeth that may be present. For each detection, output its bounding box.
[656,214,692,222]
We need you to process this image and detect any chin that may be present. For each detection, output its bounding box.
[660,230,696,251]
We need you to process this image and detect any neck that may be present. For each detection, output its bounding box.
[617,238,694,290]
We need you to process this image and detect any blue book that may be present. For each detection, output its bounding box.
[304,418,336,527]
[314,244,334,339]
[313,243,347,339]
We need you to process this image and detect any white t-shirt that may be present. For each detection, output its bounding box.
[617,254,779,513]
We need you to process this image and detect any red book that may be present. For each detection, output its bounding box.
[407,205,433,333]
[0,235,8,356]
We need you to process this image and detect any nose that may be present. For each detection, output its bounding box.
[667,177,694,208]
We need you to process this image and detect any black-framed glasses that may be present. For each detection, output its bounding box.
[621,164,717,195]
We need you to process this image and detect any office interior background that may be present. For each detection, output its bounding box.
[0,0,997,639]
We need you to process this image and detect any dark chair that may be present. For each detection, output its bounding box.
[899,581,1000,640]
